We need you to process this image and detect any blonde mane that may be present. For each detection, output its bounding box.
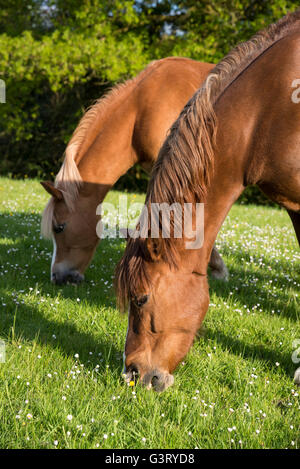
[41,59,167,238]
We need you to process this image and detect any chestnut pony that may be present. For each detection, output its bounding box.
[40,57,228,284]
[116,10,300,392]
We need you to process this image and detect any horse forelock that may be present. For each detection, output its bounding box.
[41,144,82,239]
[115,204,184,311]
[55,143,83,209]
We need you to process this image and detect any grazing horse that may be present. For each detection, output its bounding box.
[116,10,300,392]
[40,57,228,284]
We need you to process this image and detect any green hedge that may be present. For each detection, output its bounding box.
[0,27,148,178]
[0,1,297,206]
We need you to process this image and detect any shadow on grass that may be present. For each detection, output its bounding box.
[208,241,299,322]
[0,211,124,372]
[203,326,296,378]
[0,288,122,374]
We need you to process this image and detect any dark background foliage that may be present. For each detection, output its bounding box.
[0,0,298,204]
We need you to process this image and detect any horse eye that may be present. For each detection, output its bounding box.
[53,223,66,234]
[133,294,149,308]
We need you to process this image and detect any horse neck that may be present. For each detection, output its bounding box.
[75,85,138,204]
[179,28,300,274]
[186,149,245,276]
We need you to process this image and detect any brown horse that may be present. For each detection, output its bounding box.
[40,57,228,284]
[116,10,300,392]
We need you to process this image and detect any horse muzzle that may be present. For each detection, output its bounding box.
[51,269,84,285]
[124,365,174,393]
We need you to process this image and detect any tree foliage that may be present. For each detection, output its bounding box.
[0,1,298,204]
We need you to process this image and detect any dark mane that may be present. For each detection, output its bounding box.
[115,9,300,308]
[149,7,300,208]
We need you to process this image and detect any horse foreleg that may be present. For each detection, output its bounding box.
[208,244,229,281]
[288,210,300,245]
[287,210,300,386]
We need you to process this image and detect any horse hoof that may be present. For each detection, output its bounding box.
[294,367,300,386]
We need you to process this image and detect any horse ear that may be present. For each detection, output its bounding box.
[40,181,63,200]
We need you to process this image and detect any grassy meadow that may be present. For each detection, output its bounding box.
[0,177,299,449]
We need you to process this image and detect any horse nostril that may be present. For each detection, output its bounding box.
[124,363,139,384]
[151,374,160,387]
[143,370,174,392]
[130,364,139,377]
[52,271,84,285]
[51,272,57,283]
[151,370,165,387]
[52,271,64,285]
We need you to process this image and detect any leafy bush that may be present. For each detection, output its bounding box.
[0,26,148,177]
[0,0,298,206]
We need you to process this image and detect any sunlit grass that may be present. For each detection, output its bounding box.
[0,177,299,449]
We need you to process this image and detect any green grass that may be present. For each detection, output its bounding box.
[0,176,299,449]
